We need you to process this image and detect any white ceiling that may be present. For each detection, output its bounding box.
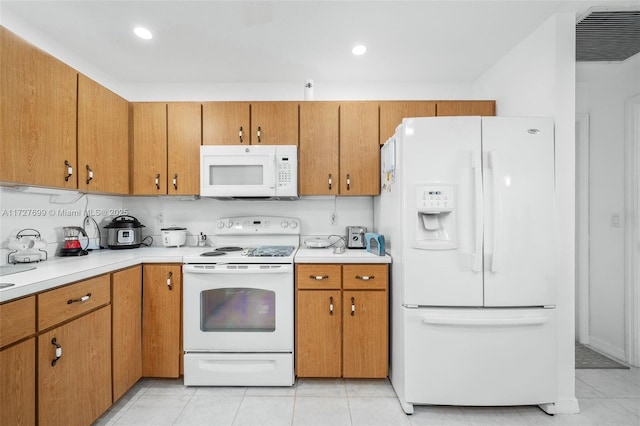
[1,0,637,86]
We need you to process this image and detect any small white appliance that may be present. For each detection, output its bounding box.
[182,216,300,386]
[375,116,557,414]
[161,227,187,247]
[200,145,297,199]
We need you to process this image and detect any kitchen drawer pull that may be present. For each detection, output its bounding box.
[257,126,262,143]
[167,271,173,290]
[173,173,178,190]
[355,275,375,281]
[64,160,73,181]
[239,126,244,143]
[328,173,333,190]
[329,296,334,316]
[51,338,62,366]
[346,174,351,190]
[86,164,94,185]
[310,275,329,280]
[67,293,91,304]
[155,173,161,190]
[351,297,355,316]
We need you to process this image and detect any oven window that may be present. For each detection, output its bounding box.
[200,288,275,332]
[209,165,264,185]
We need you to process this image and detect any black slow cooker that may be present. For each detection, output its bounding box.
[104,215,145,249]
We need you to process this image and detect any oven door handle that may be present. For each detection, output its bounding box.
[183,264,293,274]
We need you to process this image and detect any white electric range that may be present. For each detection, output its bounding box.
[182,216,299,386]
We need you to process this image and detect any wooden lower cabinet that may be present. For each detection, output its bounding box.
[295,264,388,378]
[0,338,35,426]
[38,306,112,426]
[142,264,182,377]
[112,266,143,401]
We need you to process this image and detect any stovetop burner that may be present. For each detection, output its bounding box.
[200,251,227,257]
[214,246,243,252]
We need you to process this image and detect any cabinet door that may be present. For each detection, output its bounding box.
[379,101,436,144]
[299,102,339,195]
[0,27,77,189]
[167,103,201,195]
[77,74,129,194]
[142,264,182,378]
[340,102,380,195]
[436,100,496,117]
[202,101,250,145]
[251,102,299,145]
[342,290,388,378]
[1,338,35,426]
[38,306,112,426]
[296,290,342,377]
[112,266,142,402]
[131,103,167,194]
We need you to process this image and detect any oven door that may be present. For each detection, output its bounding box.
[183,263,293,352]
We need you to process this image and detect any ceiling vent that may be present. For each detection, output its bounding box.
[576,8,640,62]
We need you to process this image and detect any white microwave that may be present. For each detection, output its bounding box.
[200,145,298,199]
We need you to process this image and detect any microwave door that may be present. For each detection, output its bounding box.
[202,154,276,197]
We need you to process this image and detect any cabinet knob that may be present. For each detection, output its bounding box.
[155,173,161,190]
[329,296,334,316]
[328,174,333,190]
[257,126,262,143]
[86,165,94,185]
[51,338,62,366]
[67,293,92,304]
[239,126,244,143]
[173,174,178,190]
[351,296,356,316]
[310,275,329,280]
[355,275,375,281]
[167,271,173,290]
[64,160,73,182]
[346,174,351,191]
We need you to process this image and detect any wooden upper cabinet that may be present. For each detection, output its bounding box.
[436,100,496,117]
[77,74,129,194]
[340,102,380,195]
[379,101,436,145]
[250,102,299,145]
[0,26,77,189]
[202,101,250,145]
[299,102,340,195]
[130,103,168,194]
[167,103,201,195]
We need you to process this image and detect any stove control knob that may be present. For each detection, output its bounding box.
[281,220,289,229]
[217,221,225,229]
[227,220,234,228]
[290,221,298,229]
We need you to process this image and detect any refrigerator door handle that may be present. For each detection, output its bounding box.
[420,315,548,326]
[471,151,483,272]
[487,150,502,272]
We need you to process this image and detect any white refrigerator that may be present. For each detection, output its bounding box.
[374,116,557,414]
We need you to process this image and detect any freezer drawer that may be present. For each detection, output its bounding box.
[404,307,556,406]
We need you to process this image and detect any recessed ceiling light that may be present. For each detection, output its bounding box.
[352,44,367,56]
[134,27,153,40]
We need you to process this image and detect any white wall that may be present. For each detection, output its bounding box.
[576,54,640,359]
[473,14,578,414]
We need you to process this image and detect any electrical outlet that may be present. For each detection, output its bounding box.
[331,212,338,225]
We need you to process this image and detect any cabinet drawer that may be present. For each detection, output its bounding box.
[0,296,36,348]
[38,274,111,331]
[342,264,388,290]
[296,265,341,289]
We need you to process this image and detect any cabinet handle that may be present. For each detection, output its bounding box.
[257,126,262,143]
[173,173,178,190]
[67,293,91,304]
[51,338,62,366]
[329,296,334,316]
[328,174,333,190]
[155,173,161,190]
[239,126,244,143]
[167,271,173,290]
[355,275,375,281]
[346,174,351,191]
[64,160,73,182]
[351,297,356,316]
[86,164,94,185]
[310,275,329,280]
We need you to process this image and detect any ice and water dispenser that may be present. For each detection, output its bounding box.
[414,184,457,250]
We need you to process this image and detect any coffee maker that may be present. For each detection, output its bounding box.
[59,226,89,256]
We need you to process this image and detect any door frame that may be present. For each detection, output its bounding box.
[624,94,640,366]
[575,114,590,345]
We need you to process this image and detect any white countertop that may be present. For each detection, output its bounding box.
[294,248,391,264]
[1,246,392,303]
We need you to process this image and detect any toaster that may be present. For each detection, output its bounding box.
[346,226,367,249]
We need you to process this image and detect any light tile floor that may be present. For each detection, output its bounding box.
[95,367,640,426]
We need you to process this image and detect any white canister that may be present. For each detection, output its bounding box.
[161,227,187,247]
